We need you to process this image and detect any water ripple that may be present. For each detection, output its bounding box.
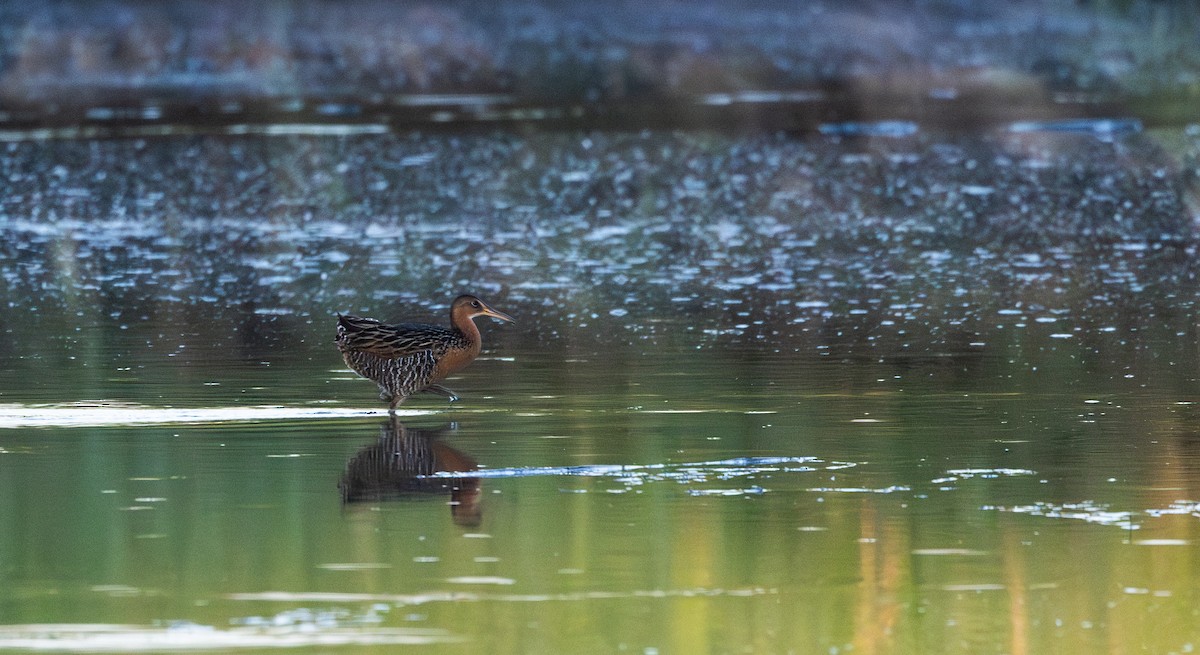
[428,456,849,490]
[229,586,776,606]
[984,500,1138,530]
[0,403,423,428]
[0,623,460,652]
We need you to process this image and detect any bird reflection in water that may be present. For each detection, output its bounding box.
[339,416,482,526]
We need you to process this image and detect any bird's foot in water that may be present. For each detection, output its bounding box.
[380,389,411,413]
[422,384,461,403]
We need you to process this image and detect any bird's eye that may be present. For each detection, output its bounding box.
[471,301,481,308]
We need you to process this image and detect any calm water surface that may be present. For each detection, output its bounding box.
[2,124,1200,653]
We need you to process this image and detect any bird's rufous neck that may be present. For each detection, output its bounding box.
[450,308,482,345]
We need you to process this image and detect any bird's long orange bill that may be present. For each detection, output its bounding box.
[482,307,516,324]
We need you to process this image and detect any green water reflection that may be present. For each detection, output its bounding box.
[3,344,1200,652]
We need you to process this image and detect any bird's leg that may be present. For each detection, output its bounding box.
[388,394,405,412]
[422,384,460,403]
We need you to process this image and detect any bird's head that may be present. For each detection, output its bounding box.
[451,295,515,324]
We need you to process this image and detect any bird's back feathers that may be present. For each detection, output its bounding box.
[335,314,460,359]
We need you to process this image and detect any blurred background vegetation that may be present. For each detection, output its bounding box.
[2,0,1199,129]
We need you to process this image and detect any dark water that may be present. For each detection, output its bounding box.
[2,120,1200,653]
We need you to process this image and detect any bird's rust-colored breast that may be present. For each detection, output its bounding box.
[431,340,481,381]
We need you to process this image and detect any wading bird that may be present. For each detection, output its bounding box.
[335,295,514,410]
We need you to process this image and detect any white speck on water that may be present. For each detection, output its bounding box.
[584,225,633,241]
[711,221,742,241]
[399,153,436,167]
[961,185,995,196]
[446,576,516,585]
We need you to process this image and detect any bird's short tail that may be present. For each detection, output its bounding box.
[335,314,386,349]
[334,313,354,343]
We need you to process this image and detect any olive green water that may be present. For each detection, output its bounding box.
[3,124,1200,654]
